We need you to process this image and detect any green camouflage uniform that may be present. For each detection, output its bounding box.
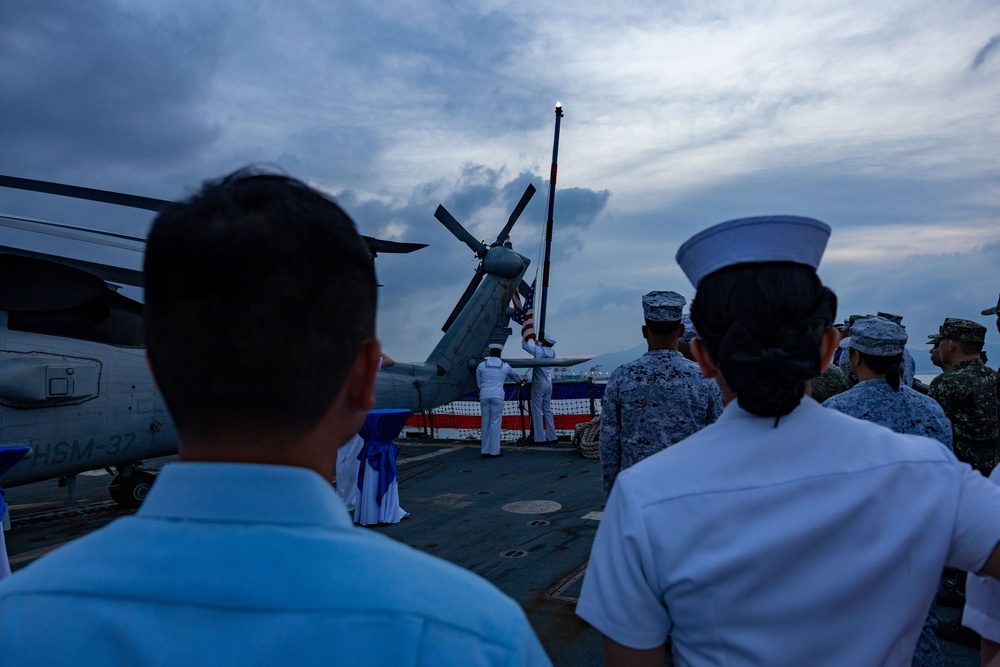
[984,294,1000,427]
[810,364,850,403]
[929,359,999,474]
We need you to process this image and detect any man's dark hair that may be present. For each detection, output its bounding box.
[144,169,377,440]
[645,319,681,338]
[691,262,836,418]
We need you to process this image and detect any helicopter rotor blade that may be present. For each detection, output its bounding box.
[442,264,485,333]
[434,205,486,257]
[494,183,536,247]
[0,174,169,212]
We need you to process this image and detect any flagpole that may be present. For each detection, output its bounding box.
[536,102,563,343]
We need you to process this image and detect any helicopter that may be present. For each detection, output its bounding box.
[0,175,589,508]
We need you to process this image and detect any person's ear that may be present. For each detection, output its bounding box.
[641,325,649,340]
[346,338,381,415]
[690,338,718,379]
[820,326,840,371]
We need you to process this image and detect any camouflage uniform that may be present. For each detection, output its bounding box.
[810,364,850,403]
[839,314,916,388]
[930,359,999,474]
[837,347,859,388]
[823,380,952,449]
[984,294,1000,425]
[877,312,917,389]
[825,315,950,667]
[600,349,723,494]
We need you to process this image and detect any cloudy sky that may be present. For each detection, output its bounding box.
[2,1,998,371]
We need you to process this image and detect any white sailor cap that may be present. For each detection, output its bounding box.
[488,343,503,351]
[676,215,831,288]
[840,316,908,356]
[543,335,557,345]
[642,291,685,323]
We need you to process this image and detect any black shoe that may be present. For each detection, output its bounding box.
[936,588,966,608]
[936,619,980,648]
[480,452,503,458]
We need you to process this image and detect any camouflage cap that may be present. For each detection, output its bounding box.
[876,311,904,326]
[843,314,864,334]
[840,316,908,356]
[679,314,698,343]
[983,293,1000,316]
[934,317,987,344]
[642,291,685,323]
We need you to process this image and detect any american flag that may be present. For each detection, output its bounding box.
[511,280,535,342]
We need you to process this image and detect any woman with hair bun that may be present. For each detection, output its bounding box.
[576,216,1000,667]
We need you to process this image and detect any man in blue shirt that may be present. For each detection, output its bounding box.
[0,170,550,667]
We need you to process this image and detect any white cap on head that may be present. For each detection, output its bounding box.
[488,343,503,351]
[543,335,557,345]
[676,215,831,288]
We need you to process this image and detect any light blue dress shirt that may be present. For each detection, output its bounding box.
[0,462,551,667]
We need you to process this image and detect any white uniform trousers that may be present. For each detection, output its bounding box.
[480,398,504,455]
[530,380,557,443]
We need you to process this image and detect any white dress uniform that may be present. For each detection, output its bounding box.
[963,465,1000,642]
[476,355,521,455]
[522,338,557,443]
[577,215,1000,666]
[577,399,1000,665]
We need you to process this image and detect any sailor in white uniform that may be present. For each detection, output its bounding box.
[476,344,522,457]
[577,215,1000,667]
[522,335,558,443]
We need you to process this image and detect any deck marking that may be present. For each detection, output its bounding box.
[502,500,561,514]
[543,562,589,604]
[397,445,464,465]
[406,493,473,508]
[581,511,603,521]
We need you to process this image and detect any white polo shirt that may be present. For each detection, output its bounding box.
[577,397,1000,666]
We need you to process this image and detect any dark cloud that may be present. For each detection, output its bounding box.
[0,1,225,183]
[972,35,1000,71]
[654,161,999,242]
[556,282,642,318]
[549,186,611,258]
